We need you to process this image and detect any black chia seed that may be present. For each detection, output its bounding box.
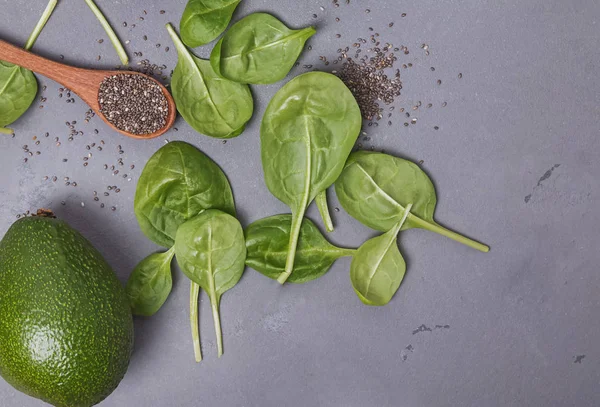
[98,74,169,135]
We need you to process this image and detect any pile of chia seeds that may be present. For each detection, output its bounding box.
[303,3,461,132]
[98,74,168,135]
[335,42,403,121]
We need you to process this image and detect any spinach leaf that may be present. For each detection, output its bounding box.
[335,151,489,252]
[175,209,246,357]
[210,13,315,84]
[166,23,253,139]
[180,0,241,48]
[126,248,175,316]
[134,141,235,248]
[245,214,354,284]
[0,0,57,128]
[261,72,362,284]
[350,204,412,306]
[0,62,36,128]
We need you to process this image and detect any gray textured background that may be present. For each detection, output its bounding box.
[1,0,599,406]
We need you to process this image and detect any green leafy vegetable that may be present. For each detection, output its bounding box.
[335,151,489,252]
[134,141,235,248]
[166,23,254,139]
[84,0,129,65]
[126,248,175,316]
[245,214,354,284]
[0,61,36,128]
[0,0,57,128]
[175,209,246,357]
[260,72,362,284]
[180,0,241,48]
[210,13,315,84]
[350,204,412,306]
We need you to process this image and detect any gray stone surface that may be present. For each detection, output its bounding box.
[1,0,599,406]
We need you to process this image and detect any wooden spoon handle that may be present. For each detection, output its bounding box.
[0,39,99,93]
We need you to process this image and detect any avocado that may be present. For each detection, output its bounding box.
[0,211,134,407]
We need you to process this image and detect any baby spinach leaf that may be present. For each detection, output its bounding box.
[335,151,489,252]
[134,141,235,248]
[260,72,362,284]
[126,248,175,316]
[350,204,412,306]
[180,0,241,48]
[0,0,57,128]
[245,214,355,284]
[0,62,36,128]
[166,23,254,139]
[210,13,315,84]
[175,209,246,357]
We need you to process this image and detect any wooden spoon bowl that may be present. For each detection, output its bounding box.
[0,39,176,139]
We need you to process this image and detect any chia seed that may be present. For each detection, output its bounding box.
[98,74,169,135]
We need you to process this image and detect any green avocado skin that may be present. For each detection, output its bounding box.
[0,216,134,407]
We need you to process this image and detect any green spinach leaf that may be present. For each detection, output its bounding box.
[261,72,362,283]
[134,141,235,248]
[210,13,315,84]
[245,214,354,284]
[180,0,241,48]
[166,23,254,139]
[0,0,57,128]
[126,248,175,316]
[335,151,489,252]
[0,61,36,128]
[175,209,246,357]
[350,204,412,306]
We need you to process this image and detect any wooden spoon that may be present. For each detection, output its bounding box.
[0,39,176,139]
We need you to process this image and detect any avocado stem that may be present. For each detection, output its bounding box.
[35,209,56,218]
